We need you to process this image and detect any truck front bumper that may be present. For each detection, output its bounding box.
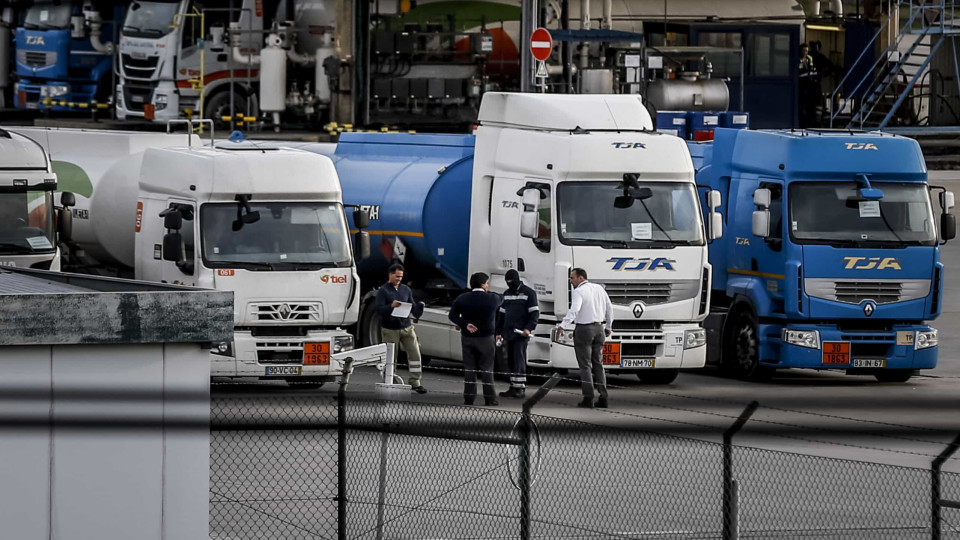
[760,323,937,371]
[14,81,100,111]
[210,328,356,379]
[542,323,706,373]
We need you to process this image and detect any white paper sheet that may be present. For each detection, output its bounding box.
[391,302,413,318]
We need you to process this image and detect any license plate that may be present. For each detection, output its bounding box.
[621,358,655,368]
[602,342,621,365]
[303,342,330,365]
[853,359,886,368]
[822,342,850,365]
[265,366,302,376]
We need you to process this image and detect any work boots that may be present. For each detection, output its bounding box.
[499,387,525,399]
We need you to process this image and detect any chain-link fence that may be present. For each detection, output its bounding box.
[210,377,960,540]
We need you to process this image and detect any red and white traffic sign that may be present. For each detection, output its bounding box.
[530,27,553,61]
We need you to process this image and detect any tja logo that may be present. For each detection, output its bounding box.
[26,35,45,45]
[844,142,879,151]
[842,257,901,270]
[611,142,646,149]
[608,257,676,271]
[320,274,348,284]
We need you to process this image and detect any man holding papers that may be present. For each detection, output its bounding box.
[376,263,427,393]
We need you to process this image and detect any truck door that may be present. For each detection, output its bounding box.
[750,180,786,304]
[161,200,197,286]
[489,176,520,280]
[516,177,553,298]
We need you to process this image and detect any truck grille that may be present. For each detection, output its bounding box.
[598,279,699,306]
[121,81,155,112]
[835,282,902,304]
[121,54,159,76]
[805,278,930,305]
[17,50,56,67]
[256,340,304,364]
[621,342,658,357]
[249,302,322,322]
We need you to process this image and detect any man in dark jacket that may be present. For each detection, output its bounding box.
[449,272,503,406]
[496,269,539,398]
[376,263,427,393]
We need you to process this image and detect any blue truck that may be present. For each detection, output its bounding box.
[14,0,122,111]
[690,128,956,382]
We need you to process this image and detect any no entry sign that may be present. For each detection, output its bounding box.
[530,27,553,62]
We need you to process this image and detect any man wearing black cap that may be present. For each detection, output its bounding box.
[496,269,539,399]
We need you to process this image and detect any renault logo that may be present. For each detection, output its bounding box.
[862,301,876,317]
[278,304,292,318]
[632,304,644,318]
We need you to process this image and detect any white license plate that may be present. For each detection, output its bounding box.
[265,366,302,376]
[621,358,655,368]
[853,359,886,368]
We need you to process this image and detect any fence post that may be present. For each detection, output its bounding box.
[337,358,354,540]
[931,432,960,540]
[519,373,562,540]
[723,401,759,540]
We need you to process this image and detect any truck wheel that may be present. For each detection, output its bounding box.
[359,300,382,347]
[874,370,913,383]
[637,369,680,385]
[725,309,771,381]
[205,90,248,130]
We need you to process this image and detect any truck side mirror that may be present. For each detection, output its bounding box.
[753,188,771,208]
[57,207,73,243]
[161,208,183,230]
[60,192,76,208]
[707,190,723,240]
[354,208,370,229]
[941,191,956,212]
[355,230,371,260]
[162,232,183,262]
[941,213,957,242]
[519,189,540,239]
[752,210,770,238]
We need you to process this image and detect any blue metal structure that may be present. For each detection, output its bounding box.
[14,1,123,111]
[311,132,476,288]
[690,128,947,381]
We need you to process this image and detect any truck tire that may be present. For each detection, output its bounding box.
[874,370,914,383]
[358,298,409,366]
[724,308,771,381]
[205,90,248,130]
[637,369,680,385]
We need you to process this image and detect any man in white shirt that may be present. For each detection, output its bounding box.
[557,268,613,408]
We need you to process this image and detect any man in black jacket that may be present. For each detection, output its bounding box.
[449,272,503,406]
[376,263,427,393]
[496,269,539,399]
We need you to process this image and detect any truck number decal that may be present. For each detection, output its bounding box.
[501,259,514,269]
[359,205,380,220]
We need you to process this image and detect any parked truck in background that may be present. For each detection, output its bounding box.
[14,0,122,111]
[0,128,70,271]
[116,0,335,129]
[8,126,377,385]
[295,92,722,384]
[690,128,956,382]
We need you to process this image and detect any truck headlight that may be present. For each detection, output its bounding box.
[155,93,168,110]
[916,329,938,350]
[48,84,70,97]
[211,340,234,357]
[684,328,706,349]
[782,329,820,349]
[551,327,574,346]
[333,335,354,353]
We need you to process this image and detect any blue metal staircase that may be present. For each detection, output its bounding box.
[830,0,960,129]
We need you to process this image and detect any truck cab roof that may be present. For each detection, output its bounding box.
[0,129,49,172]
[139,144,342,202]
[478,92,653,131]
[691,129,927,184]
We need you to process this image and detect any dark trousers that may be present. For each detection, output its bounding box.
[574,323,608,400]
[462,335,497,403]
[505,335,528,389]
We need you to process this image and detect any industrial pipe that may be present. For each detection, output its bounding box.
[230,22,260,65]
[86,11,114,54]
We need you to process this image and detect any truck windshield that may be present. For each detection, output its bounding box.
[200,202,353,269]
[0,192,56,254]
[24,3,72,30]
[557,181,704,247]
[789,182,937,246]
[123,1,180,37]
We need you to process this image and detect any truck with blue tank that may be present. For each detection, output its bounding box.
[13,0,121,112]
[293,92,724,384]
[689,128,956,382]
